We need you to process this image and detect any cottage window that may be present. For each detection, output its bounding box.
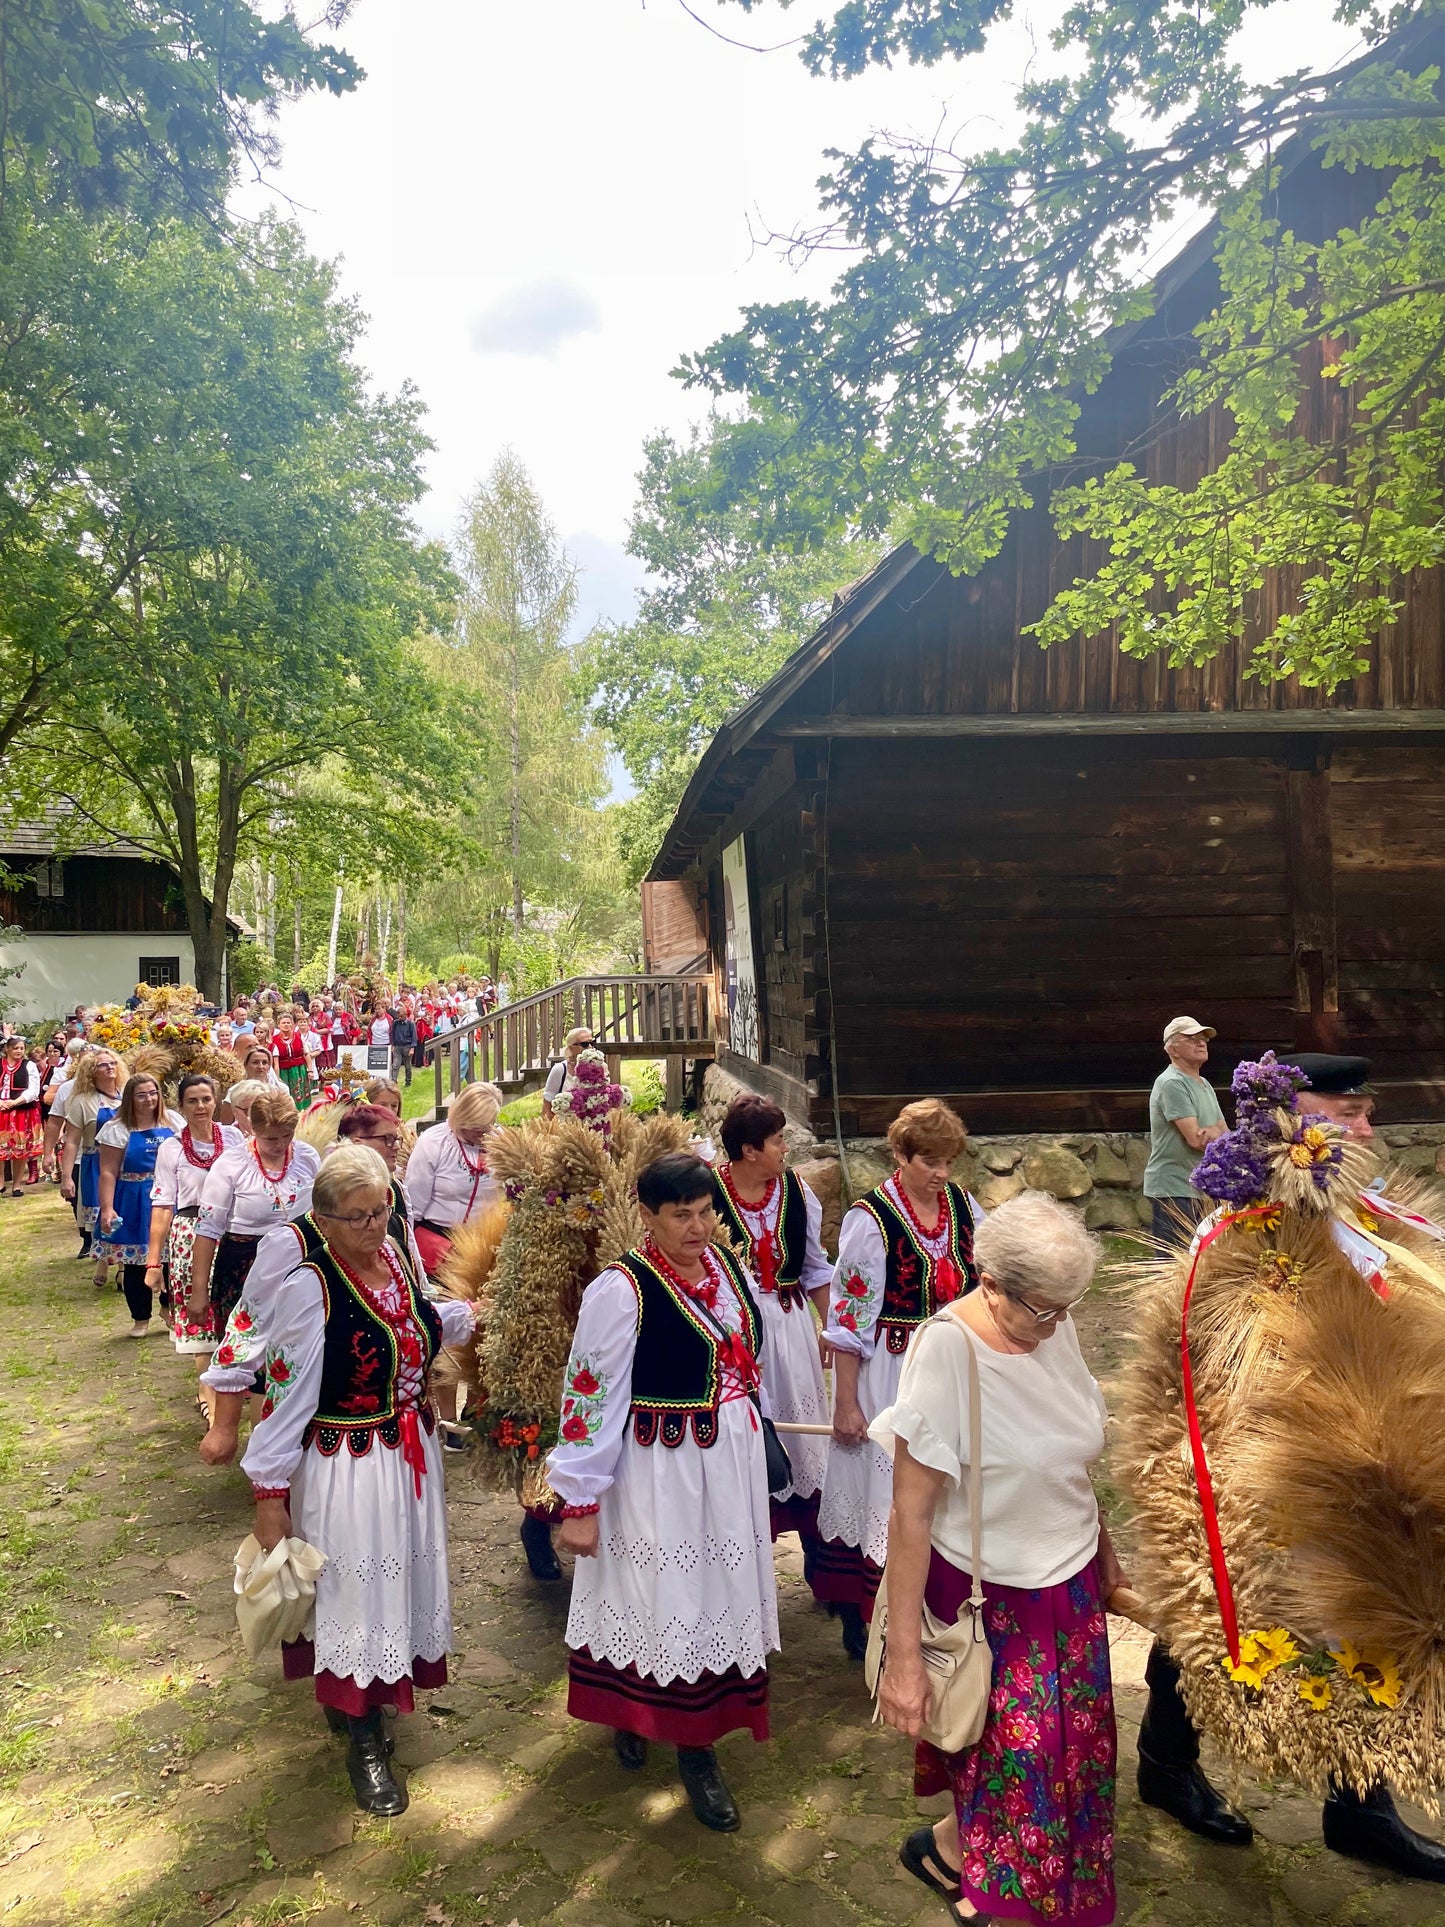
[33,860,64,898]
[139,955,181,988]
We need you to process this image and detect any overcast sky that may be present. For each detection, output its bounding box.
[240,0,1361,637]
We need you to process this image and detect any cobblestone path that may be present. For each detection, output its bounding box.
[1,1189,1443,1927]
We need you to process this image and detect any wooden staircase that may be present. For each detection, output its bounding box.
[423,973,715,1117]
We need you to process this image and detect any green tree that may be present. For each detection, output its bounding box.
[425,452,608,969]
[22,215,459,1001]
[0,0,359,217]
[689,3,1445,689]
[585,427,881,877]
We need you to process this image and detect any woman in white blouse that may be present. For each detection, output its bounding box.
[403,1081,504,1279]
[873,1191,1122,1927]
[239,1040,287,1095]
[189,1088,320,1346]
[145,1073,244,1410]
[198,1146,474,1818]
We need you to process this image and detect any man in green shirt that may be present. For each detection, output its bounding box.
[1143,1016,1226,1247]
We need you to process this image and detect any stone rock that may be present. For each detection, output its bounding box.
[1085,1192,1142,1231]
[794,1157,843,1255]
[975,1170,1025,1210]
[1126,1138,1150,1187]
[979,1141,1021,1174]
[1090,1144,1133,1187]
[1021,1145,1093,1201]
[842,1143,896,1197]
[1438,1144,1445,1177]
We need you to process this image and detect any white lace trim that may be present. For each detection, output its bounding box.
[567,1597,776,1686]
[312,1608,452,1682]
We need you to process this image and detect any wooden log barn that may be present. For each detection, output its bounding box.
[648,94,1445,1140]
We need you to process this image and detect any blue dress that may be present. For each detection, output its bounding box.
[78,1102,119,1232]
[96,1124,176,1265]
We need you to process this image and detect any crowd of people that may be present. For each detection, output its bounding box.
[3,992,1441,1926]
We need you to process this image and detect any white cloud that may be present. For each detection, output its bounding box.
[470,279,601,357]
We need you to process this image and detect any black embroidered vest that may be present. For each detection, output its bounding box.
[288,1214,444,1458]
[709,1166,811,1297]
[853,1182,979,1355]
[614,1243,763,1450]
[387,1174,411,1250]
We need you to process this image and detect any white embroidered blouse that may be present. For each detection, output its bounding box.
[824,1175,985,1361]
[195,1140,321,1241]
[151,1125,246,1213]
[404,1124,502,1227]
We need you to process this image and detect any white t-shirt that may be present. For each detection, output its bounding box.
[370,1017,391,1046]
[871,1310,1108,1590]
[97,1109,185,1152]
[543,1061,569,1100]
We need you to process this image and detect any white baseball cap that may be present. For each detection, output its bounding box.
[1163,1016,1216,1044]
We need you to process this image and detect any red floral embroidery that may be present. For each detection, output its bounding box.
[232,1308,253,1333]
[570,1367,600,1395]
[844,1272,868,1297]
[269,1357,291,1383]
[561,1414,589,1442]
[215,1343,235,1366]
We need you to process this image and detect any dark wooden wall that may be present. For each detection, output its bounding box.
[0,856,189,933]
[801,733,1445,1133]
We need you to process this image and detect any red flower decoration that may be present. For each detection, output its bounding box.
[836,1310,858,1331]
[844,1273,868,1298]
[561,1414,588,1442]
[233,1309,253,1332]
[215,1343,235,1366]
[570,1367,600,1395]
[259,1398,275,1420]
[269,1358,291,1383]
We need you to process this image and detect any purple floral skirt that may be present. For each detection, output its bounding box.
[915,1548,1116,1927]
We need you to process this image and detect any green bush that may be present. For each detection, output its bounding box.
[433,952,489,982]
[627,1060,665,1116]
[227,940,274,998]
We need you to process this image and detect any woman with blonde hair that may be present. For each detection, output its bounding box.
[94,1072,184,1335]
[817,1098,982,1662]
[874,1191,1120,1927]
[58,1046,126,1281]
[402,1081,504,1279]
[200,1145,475,1816]
[222,1077,269,1137]
[189,1088,320,1339]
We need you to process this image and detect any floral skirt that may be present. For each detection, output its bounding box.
[167,1212,216,1353]
[0,1102,41,1163]
[916,1548,1116,1927]
[277,1062,309,1106]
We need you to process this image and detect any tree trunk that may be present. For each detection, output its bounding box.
[355,894,368,964]
[379,893,393,975]
[326,868,344,985]
[292,898,302,976]
[169,752,240,1004]
[396,882,407,989]
[264,867,277,956]
[510,628,524,929]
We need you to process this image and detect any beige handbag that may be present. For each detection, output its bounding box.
[233,1533,327,1659]
[866,1309,993,1754]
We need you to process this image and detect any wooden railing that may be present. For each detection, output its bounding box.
[424,973,715,1114]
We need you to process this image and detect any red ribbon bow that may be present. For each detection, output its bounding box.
[933,1256,962,1305]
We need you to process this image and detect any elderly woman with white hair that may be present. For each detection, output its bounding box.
[873,1191,1122,1927]
[200,1144,474,1817]
[542,1026,595,1117]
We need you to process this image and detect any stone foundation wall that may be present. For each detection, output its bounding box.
[696,1062,1445,1256]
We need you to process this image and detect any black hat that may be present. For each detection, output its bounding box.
[1288,1052,1372,1096]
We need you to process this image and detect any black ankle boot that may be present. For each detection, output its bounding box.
[613,1728,648,1770]
[520,1513,562,1582]
[1323,1782,1445,1880]
[325,1703,392,1753]
[1137,1753,1254,1845]
[837,1602,869,1663]
[345,1711,407,1815]
[677,1746,740,1831]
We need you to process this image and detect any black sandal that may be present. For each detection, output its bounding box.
[901,1826,962,1902]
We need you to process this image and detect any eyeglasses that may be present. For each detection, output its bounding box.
[319,1205,390,1230]
[358,1134,402,1150]
[1006,1292,1084,1326]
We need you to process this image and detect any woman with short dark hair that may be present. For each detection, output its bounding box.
[549,1151,777,1833]
[147,1075,244,1404]
[817,1098,982,1661]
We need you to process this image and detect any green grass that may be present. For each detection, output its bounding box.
[403,1058,668,1128]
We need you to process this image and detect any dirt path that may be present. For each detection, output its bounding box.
[0,1190,1441,1927]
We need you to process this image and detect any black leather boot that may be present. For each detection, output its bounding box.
[345,1711,407,1816]
[325,1704,392,1753]
[837,1601,869,1663]
[1137,1642,1253,1846]
[1323,1782,1445,1880]
[519,1513,562,1582]
[677,1746,740,1831]
[613,1728,649,1770]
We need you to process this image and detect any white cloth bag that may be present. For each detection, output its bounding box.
[232,1533,327,1658]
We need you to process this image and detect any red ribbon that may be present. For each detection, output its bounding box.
[1179,1206,1277,1665]
[933,1256,962,1305]
[755,1230,779,1297]
[398,1406,427,1501]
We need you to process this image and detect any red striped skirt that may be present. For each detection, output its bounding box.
[567,1647,768,1746]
